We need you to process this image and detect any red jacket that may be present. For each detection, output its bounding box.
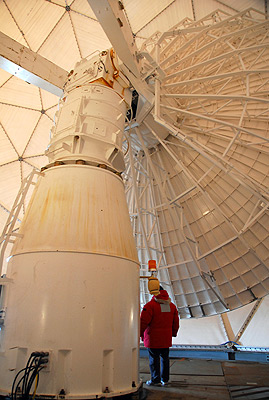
[140,290,179,348]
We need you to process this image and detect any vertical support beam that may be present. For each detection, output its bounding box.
[220,313,235,342]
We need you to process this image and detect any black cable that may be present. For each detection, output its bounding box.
[25,355,48,399]
[24,356,41,399]
[11,366,35,400]
[11,367,26,400]
[14,374,27,400]
[22,357,38,399]
[25,361,44,398]
[21,354,37,399]
[11,352,48,400]
[26,367,44,399]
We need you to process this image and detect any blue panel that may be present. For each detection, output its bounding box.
[140,345,269,364]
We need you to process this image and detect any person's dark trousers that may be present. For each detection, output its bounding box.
[148,348,170,383]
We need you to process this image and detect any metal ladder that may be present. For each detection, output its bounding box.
[0,168,42,325]
[0,168,42,276]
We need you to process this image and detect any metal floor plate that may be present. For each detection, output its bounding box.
[229,386,269,399]
[139,357,269,400]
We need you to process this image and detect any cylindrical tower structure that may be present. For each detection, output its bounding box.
[0,51,141,398]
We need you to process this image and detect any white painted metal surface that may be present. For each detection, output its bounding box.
[46,54,130,172]
[0,31,67,96]
[0,49,140,398]
[0,165,140,399]
[88,0,141,78]
[0,252,139,398]
[47,85,126,171]
[12,165,138,261]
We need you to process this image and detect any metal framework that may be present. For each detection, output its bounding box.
[0,2,268,326]
[124,8,269,318]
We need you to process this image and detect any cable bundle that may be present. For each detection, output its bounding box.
[11,352,49,400]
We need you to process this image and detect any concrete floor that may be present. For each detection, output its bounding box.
[139,356,269,399]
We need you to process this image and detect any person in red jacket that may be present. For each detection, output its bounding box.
[140,286,179,386]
